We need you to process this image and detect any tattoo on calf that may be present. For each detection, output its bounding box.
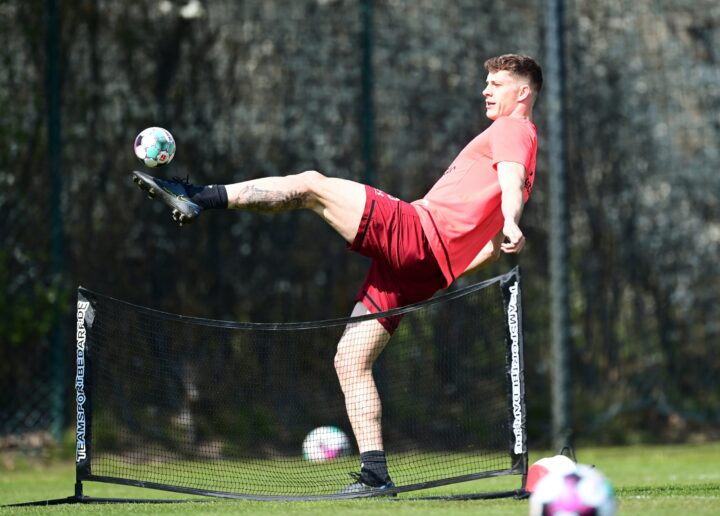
[233,185,307,212]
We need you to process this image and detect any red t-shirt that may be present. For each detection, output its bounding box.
[412,116,537,286]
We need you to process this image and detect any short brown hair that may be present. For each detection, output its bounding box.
[484,54,543,94]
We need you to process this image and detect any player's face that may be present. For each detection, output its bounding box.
[483,71,525,120]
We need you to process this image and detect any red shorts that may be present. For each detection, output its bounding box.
[349,186,445,334]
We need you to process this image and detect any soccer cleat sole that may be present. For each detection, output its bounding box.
[133,174,157,199]
[132,170,201,226]
[172,209,191,226]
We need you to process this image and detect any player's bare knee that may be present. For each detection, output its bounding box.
[334,348,352,381]
[296,170,326,191]
[294,170,326,208]
[334,348,370,386]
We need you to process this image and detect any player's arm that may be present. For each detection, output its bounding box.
[461,231,504,276]
[497,161,526,254]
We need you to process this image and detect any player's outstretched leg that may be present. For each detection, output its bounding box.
[132,170,205,226]
[132,169,367,243]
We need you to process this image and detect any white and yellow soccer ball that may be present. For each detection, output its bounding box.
[134,127,176,167]
[302,426,350,463]
[529,464,617,516]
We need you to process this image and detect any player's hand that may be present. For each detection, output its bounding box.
[501,220,525,254]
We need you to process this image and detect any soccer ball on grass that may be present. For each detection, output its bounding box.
[529,464,617,516]
[302,426,350,463]
[526,454,578,492]
[134,127,176,167]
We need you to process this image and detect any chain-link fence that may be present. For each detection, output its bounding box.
[1,330,62,455]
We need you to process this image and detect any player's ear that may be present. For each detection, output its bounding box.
[517,83,531,102]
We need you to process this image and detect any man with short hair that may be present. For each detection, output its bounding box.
[132,53,542,494]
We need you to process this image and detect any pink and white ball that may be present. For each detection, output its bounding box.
[526,454,578,493]
[302,426,350,463]
[529,464,617,516]
[134,127,176,168]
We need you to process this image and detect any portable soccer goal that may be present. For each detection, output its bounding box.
[9,267,528,505]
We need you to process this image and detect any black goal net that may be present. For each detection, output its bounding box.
[74,267,527,500]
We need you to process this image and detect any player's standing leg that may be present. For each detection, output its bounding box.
[335,302,395,493]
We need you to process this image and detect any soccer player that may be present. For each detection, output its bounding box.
[132,54,542,494]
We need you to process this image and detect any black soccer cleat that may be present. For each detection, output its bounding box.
[337,472,397,497]
[132,170,203,226]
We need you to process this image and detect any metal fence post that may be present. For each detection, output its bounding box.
[544,0,572,450]
[47,0,65,442]
[359,0,375,186]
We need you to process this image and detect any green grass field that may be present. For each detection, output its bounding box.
[2,443,719,515]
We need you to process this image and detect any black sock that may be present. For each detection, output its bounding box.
[187,184,228,209]
[360,450,390,486]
